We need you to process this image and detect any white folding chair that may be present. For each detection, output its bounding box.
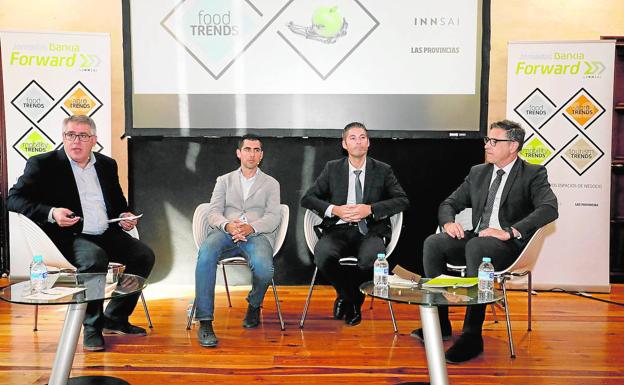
[436,208,548,358]
[299,210,403,332]
[13,212,153,331]
[186,204,288,331]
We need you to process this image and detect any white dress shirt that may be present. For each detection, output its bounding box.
[324,159,366,224]
[483,157,517,231]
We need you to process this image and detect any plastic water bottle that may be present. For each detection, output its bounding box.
[478,257,494,294]
[373,253,389,287]
[30,255,48,293]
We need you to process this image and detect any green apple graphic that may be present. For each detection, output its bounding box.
[312,6,343,37]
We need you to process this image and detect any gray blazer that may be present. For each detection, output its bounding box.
[207,168,281,247]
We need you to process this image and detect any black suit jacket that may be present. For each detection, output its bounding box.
[301,157,409,240]
[439,158,558,248]
[7,149,129,246]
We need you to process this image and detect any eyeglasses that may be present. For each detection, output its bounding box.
[64,132,93,142]
[483,137,514,147]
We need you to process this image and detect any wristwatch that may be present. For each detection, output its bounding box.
[504,227,516,240]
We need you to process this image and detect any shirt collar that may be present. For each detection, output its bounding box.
[494,156,517,175]
[65,149,96,168]
[348,158,366,174]
[239,167,261,180]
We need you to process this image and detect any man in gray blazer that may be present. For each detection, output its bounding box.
[301,122,409,326]
[414,120,558,364]
[195,134,281,348]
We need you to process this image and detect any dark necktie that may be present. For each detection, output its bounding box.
[354,170,368,235]
[477,169,505,232]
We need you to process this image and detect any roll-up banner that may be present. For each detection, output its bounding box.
[0,30,111,278]
[507,40,615,292]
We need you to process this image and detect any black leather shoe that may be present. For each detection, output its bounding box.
[103,317,147,336]
[333,298,348,320]
[410,327,452,343]
[344,304,362,326]
[198,321,218,348]
[83,328,105,352]
[242,304,261,328]
[445,333,484,364]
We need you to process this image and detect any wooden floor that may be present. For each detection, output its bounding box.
[0,283,623,385]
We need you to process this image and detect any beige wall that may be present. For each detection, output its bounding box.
[489,0,624,121]
[1,0,623,187]
[0,0,127,191]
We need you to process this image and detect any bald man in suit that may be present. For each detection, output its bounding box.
[413,120,558,364]
[195,134,281,348]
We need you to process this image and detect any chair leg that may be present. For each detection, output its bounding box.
[369,296,375,310]
[186,298,197,330]
[387,301,398,333]
[34,305,39,331]
[299,267,318,328]
[221,264,232,308]
[528,271,532,332]
[271,279,285,331]
[140,292,153,329]
[490,303,498,323]
[501,278,516,359]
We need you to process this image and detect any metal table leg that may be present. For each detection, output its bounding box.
[419,305,449,385]
[48,303,87,385]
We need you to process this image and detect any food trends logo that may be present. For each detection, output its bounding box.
[161,0,285,79]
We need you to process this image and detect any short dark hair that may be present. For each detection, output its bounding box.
[63,115,96,135]
[342,122,368,139]
[238,134,262,150]
[490,119,525,152]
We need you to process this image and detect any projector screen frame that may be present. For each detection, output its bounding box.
[122,0,491,139]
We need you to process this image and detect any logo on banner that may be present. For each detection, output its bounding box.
[561,136,604,175]
[516,88,606,175]
[562,90,605,129]
[12,127,56,160]
[58,82,103,117]
[513,88,557,130]
[520,136,553,165]
[10,80,55,127]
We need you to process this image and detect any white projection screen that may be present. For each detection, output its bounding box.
[123,0,490,138]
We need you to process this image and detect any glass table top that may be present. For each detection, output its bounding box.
[360,280,503,307]
[0,273,147,306]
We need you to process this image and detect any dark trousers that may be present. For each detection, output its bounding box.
[57,228,155,331]
[314,224,386,307]
[423,231,520,335]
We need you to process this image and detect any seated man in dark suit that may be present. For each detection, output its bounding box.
[413,119,558,363]
[8,115,155,352]
[301,122,409,326]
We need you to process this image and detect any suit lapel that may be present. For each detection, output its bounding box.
[338,158,350,204]
[232,170,244,203]
[362,157,373,202]
[246,170,266,201]
[476,164,494,215]
[500,158,522,206]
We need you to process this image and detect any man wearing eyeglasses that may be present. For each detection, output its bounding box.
[412,120,558,363]
[8,115,155,352]
[194,134,281,348]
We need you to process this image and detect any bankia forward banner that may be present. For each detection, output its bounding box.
[0,30,111,277]
[507,40,615,292]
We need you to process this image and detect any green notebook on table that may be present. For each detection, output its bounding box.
[422,274,478,288]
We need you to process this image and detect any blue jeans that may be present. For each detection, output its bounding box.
[194,229,274,321]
